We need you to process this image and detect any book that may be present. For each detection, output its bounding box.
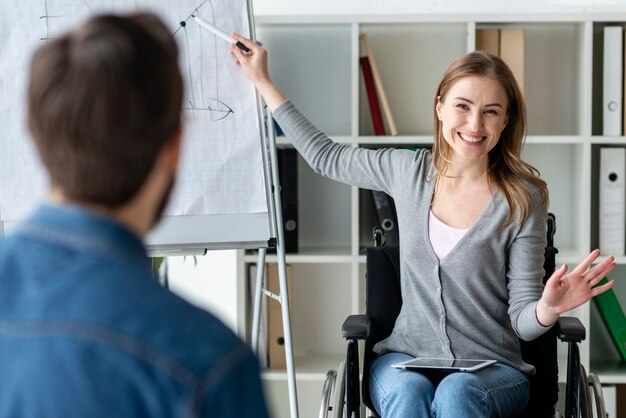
[360,33,398,136]
[268,148,298,253]
[360,56,385,135]
[475,28,525,95]
[499,28,525,95]
[593,277,626,362]
[603,26,623,136]
[476,28,500,56]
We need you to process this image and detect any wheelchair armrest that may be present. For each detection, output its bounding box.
[341,314,371,340]
[556,316,586,343]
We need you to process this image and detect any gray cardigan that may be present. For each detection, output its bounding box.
[273,100,550,374]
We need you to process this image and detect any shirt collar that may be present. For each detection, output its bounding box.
[17,203,147,261]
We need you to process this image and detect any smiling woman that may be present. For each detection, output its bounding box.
[228,38,617,418]
[432,75,510,230]
[436,76,507,150]
[431,52,544,231]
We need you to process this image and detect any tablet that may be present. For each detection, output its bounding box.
[391,358,496,372]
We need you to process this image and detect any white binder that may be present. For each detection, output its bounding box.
[603,26,623,136]
[600,147,626,256]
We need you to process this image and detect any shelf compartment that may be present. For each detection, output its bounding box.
[356,143,431,251]
[245,263,355,359]
[287,263,353,357]
[296,154,352,252]
[522,143,586,255]
[476,22,585,136]
[358,22,468,136]
[256,23,353,136]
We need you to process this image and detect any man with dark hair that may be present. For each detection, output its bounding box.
[0,13,270,417]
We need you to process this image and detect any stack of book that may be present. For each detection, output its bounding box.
[359,33,397,136]
[476,28,525,95]
[359,33,400,245]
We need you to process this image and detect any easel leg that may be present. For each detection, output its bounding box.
[276,251,298,418]
[251,248,266,354]
[265,105,300,418]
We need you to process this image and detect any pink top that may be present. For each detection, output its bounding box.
[429,210,469,260]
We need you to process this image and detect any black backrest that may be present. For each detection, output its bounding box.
[361,214,559,417]
[361,245,402,412]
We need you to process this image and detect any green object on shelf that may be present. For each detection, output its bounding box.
[593,277,626,362]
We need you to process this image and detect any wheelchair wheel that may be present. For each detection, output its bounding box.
[319,360,346,418]
[588,373,607,418]
[579,364,593,418]
[333,360,346,418]
[319,370,337,418]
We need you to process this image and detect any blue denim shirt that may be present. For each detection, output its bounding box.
[0,204,270,418]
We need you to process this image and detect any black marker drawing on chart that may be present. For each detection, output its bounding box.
[39,0,234,123]
[39,0,93,42]
[174,0,235,121]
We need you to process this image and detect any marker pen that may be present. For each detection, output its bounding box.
[192,15,250,53]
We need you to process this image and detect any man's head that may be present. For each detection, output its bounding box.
[27,13,183,210]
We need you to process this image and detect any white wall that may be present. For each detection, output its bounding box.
[166,250,239,332]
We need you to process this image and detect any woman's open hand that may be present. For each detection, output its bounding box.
[536,249,616,326]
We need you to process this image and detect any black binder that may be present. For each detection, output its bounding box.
[270,148,298,253]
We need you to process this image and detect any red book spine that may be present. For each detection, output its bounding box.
[360,56,385,136]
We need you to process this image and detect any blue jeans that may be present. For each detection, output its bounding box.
[370,352,530,418]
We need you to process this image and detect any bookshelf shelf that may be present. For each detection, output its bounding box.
[243,251,355,264]
[279,134,593,146]
[262,354,345,381]
[591,136,626,144]
[355,135,433,145]
[242,11,626,418]
[526,135,587,144]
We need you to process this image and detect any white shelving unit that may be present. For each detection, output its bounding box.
[235,13,626,418]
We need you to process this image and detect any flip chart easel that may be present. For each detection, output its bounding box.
[0,0,299,416]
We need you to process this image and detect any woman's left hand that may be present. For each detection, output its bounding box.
[536,249,616,326]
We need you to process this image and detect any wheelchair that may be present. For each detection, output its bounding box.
[320,213,607,418]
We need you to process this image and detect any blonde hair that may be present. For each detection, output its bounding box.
[431,50,548,227]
